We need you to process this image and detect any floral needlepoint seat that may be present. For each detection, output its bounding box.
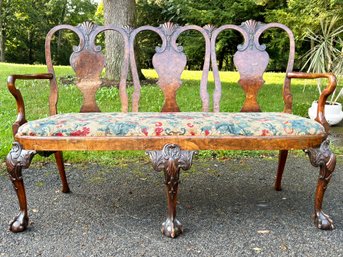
[17,112,325,138]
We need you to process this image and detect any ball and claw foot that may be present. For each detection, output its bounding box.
[9,212,28,233]
[314,211,334,230]
[161,218,183,238]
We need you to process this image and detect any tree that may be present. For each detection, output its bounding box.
[264,0,343,70]
[103,0,135,80]
[2,0,96,64]
[137,0,264,70]
[0,0,5,61]
[0,0,14,62]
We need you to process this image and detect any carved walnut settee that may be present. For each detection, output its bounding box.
[6,20,337,238]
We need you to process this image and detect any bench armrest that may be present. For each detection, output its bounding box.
[286,72,336,133]
[7,73,54,136]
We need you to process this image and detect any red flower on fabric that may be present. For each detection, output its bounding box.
[261,129,270,136]
[55,132,64,136]
[204,130,210,136]
[155,127,163,136]
[142,127,148,136]
[190,131,195,136]
[155,122,162,127]
[283,121,294,134]
[70,127,90,136]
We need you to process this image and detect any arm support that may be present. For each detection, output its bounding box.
[286,72,337,133]
[7,73,54,137]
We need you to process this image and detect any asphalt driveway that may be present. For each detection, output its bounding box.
[0,155,342,256]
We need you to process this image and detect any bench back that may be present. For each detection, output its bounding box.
[45,20,295,115]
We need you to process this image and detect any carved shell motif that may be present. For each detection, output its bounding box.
[203,24,216,38]
[78,21,96,36]
[122,25,134,35]
[161,22,179,37]
[73,21,101,52]
[242,19,259,34]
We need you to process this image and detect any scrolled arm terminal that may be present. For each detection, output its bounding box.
[286,72,337,133]
[7,73,54,136]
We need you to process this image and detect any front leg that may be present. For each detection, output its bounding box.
[6,142,36,232]
[305,139,336,230]
[147,144,196,238]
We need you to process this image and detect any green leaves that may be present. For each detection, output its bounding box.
[301,16,343,103]
[302,16,343,74]
[2,0,97,64]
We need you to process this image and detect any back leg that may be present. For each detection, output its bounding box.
[54,151,70,193]
[274,150,288,191]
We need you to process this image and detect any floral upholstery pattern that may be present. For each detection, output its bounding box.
[17,112,325,137]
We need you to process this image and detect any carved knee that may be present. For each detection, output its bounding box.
[305,138,336,183]
[7,142,36,182]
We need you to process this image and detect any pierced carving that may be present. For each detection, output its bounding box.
[73,21,98,52]
[240,20,264,50]
[155,22,182,53]
[147,144,196,237]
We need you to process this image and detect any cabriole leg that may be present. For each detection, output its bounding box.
[147,144,196,238]
[305,139,336,230]
[6,142,36,232]
[275,150,288,191]
[54,151,70,193]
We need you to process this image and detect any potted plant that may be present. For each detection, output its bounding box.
[303,16,343,125]
[308,100,343,126]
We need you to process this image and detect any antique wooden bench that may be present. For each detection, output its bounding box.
[6,20,337,238]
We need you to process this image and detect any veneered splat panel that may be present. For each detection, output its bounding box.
[152,23,187,112]
[233,20,269,112]
[70,22,105,112]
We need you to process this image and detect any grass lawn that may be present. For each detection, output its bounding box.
[0,62,341,164]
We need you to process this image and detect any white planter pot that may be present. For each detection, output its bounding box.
[308,101,343,126]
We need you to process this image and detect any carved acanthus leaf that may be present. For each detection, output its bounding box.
[6,142,36,181]
[306,139,334,170]
[146,144,196,172]
[305,139,336,182]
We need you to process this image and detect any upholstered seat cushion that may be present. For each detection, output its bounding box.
[17,112,325,137]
